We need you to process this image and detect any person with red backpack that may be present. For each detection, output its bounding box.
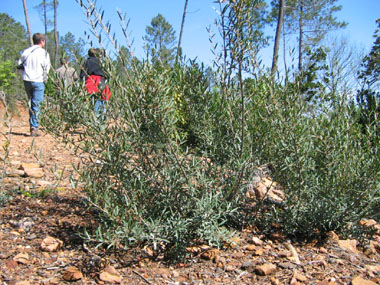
[80,48,111,121]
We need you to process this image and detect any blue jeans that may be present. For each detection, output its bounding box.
[24,81,45,129]
[94,99,107,122]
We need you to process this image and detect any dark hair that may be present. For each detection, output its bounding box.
[88,48,96,57]
[32,33,46,45]
[60,57,68,65]
[88,48,103,58]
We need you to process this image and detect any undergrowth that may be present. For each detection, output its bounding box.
[40,0,380,261]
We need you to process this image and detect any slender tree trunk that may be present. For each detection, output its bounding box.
[271,0,285,77]
[176,0,189,63]
[298,0,303,72]
[238,60,244,159]
[22,0,33,46]
[53,0,59,68]
[283,23,288,84]
[43,1,48,41]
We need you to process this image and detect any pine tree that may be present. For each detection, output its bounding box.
[271,0,284,76]
[357,19,380,127]
[53,0,59,68]
[22,0,33,46]
[59,32,86,68]
[143,13,177,66]
[177,0,189,62]
[0,13,28,102]
[269,0,346,72]
[0,13,28,61]
[34,0,54,41]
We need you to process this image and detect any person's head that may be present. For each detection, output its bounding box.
[32,33,46,47]
[88,48,103,58]
[88,48,96,57]
[60,57,68,65]
[96,48,104,58]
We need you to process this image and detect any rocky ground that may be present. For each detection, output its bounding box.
[0,102,380,284]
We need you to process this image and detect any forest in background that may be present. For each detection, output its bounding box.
[1,0,380,261]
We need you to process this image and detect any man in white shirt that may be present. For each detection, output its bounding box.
[18,33,51,137]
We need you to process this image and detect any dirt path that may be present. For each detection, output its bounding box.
[0,103,380,284]
[1,102,80,188]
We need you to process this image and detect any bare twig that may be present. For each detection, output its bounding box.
[284,240,301,265]
[132,270,151,284]
[0,91,12,171]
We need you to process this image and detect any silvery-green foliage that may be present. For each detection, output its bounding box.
[244,78,380,239]
[40,0,380,261]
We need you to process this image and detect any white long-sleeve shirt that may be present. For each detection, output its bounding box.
[18,45,51,83]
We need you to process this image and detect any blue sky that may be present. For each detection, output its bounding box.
[1,0,379,67]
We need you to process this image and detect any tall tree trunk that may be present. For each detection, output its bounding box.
[176,0,189,63]
[43,1,48,40]
[271,0,284,77]
[22,0,33,46]
[53,0,59,68]
[238,60,244,159]
[283,22,288,84]
[298,0,304,72]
